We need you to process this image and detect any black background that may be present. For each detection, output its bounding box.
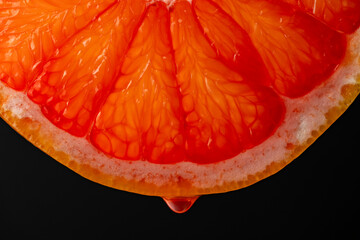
[0,98,359,239]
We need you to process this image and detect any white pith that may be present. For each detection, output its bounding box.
[0,28,359,196]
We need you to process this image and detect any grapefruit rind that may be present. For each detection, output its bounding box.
[1,27,360,198]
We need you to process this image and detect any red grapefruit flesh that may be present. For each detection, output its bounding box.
[27,0,146,136]
[194,0,271,85]
[169,1,284,163]
[0,0,116,90]
[281,0,360,33]
[90,3,185,163]
[212,0,347,97]
[1,0,360,210]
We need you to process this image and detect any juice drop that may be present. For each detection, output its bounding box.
[162,196,199,213]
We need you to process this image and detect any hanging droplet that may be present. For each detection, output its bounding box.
[162,196,199,213]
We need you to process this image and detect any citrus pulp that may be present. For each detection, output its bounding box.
[1,0,360,211]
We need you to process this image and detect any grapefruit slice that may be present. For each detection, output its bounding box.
[1,0,360,212]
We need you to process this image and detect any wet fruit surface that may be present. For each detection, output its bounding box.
[281,0,360,33]
[212,0,347,97]
[1,0,360,215]
[1,0,359,166]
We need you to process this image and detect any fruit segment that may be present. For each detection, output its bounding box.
[27,0,146,136]
[213,0,346,98]
[0,0,116,90]
[193,0,270,85]
[280,0,360,33]
[170,1,284,163]
[91,3,185,163]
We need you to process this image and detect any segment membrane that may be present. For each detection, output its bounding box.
[170,1,284,163]
[194,0,270,85]
[91,3,185,163]
[27,0,146,136]
[280,0,360,33]
[213,0,346,97]
[0,0,116,90]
